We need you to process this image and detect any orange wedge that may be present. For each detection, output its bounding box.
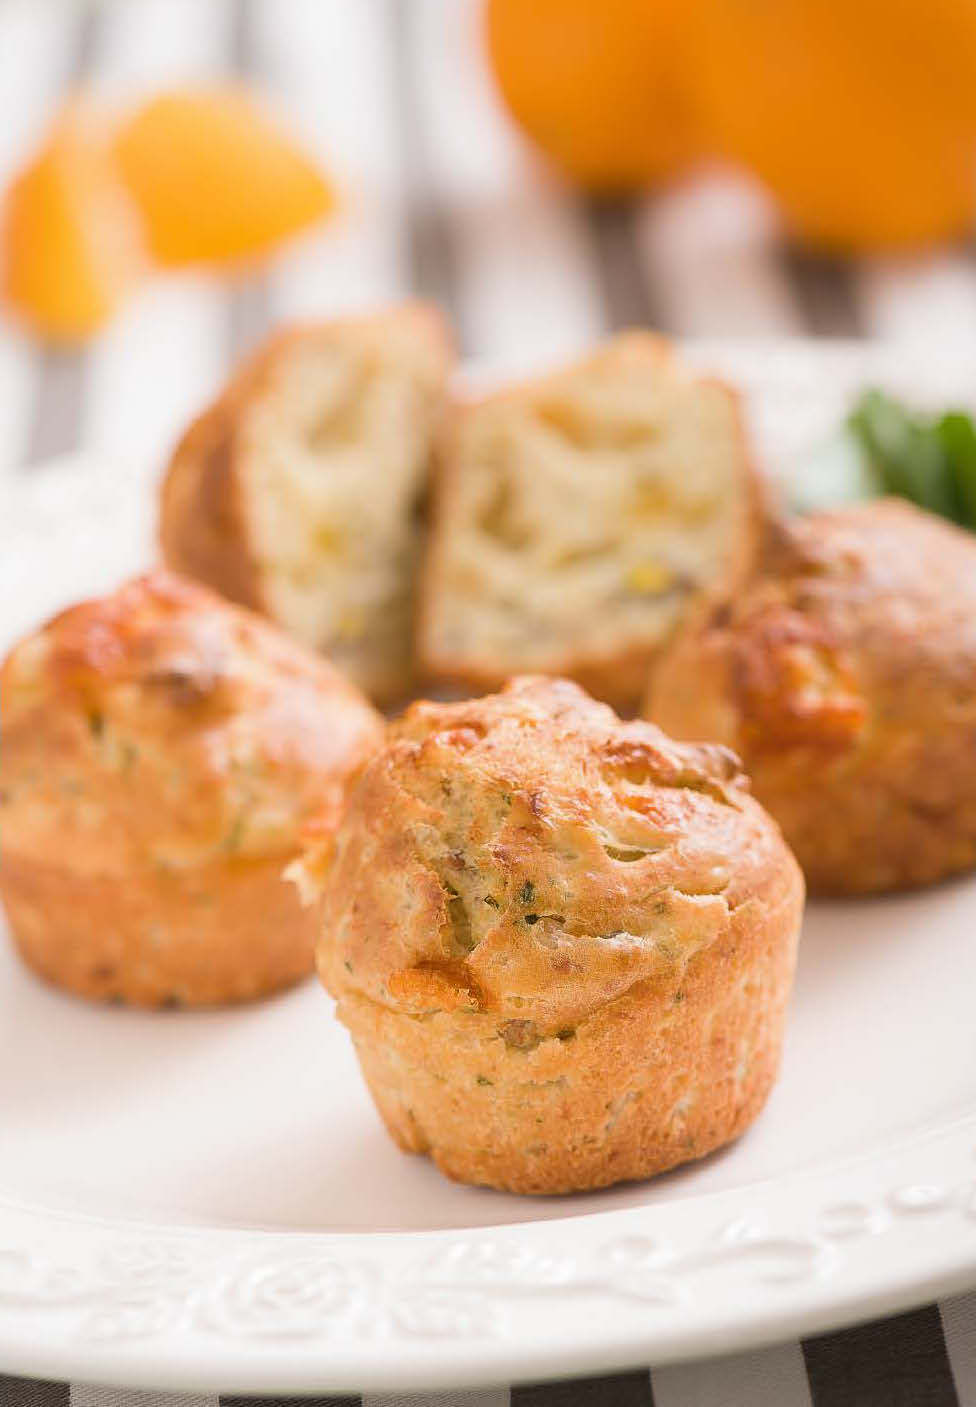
[2,104,146,343]
[114,87,334,267]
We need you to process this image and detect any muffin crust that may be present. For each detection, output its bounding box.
[647,499,976,894]
[312,676,803,1193]
[0,571,383,1005]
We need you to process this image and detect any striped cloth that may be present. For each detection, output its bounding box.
[4,1,976,1403]
[5,0,976,479]
[5,1296,976,1407]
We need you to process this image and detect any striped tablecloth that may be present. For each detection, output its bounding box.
[5,0,976,479]
[4,2,976,1404]
[3,1298,976,1407]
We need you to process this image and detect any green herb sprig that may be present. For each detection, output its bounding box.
[792,390,976,533]
[847,390,976,531]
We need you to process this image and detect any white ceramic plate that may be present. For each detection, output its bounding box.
[2,341,976,1395]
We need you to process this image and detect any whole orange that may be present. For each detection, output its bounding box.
[687,0,976,251]
[485,0,701,192]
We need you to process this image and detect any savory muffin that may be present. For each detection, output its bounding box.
[647,499,976,895]
[160,302,453,705]
[418,333,758,714]
[0,571,383,1007]
[309,676,803,1194]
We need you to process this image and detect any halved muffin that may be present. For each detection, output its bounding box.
[419,333,758,713]
[160,303,453,705]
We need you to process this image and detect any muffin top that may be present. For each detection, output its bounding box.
[649,498,976,757]
[315,676,801,1036]
[0,571,383,874]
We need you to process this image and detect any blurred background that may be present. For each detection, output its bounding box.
[4,0,976,478]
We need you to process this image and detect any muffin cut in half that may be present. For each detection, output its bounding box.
[160,302,453,705]
[0,571,383,1007]
[647,498,976,895]
[308,676,804,1194]
[419,333,758,713]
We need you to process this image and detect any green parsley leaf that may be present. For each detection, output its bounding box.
[936,411,976,527]
[846,390,976,530]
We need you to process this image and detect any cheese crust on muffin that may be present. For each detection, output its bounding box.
[418,333,758,714]
[311,676,803,1194]
[647,499,976,895]
[160,303,453,705]
[0,571,383,1006]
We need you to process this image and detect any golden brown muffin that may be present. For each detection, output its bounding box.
[0,571,383,1007]
[160,303,453,706]
[647,499,976,895]
[418,333,759,714]
[307,676,803,1194]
